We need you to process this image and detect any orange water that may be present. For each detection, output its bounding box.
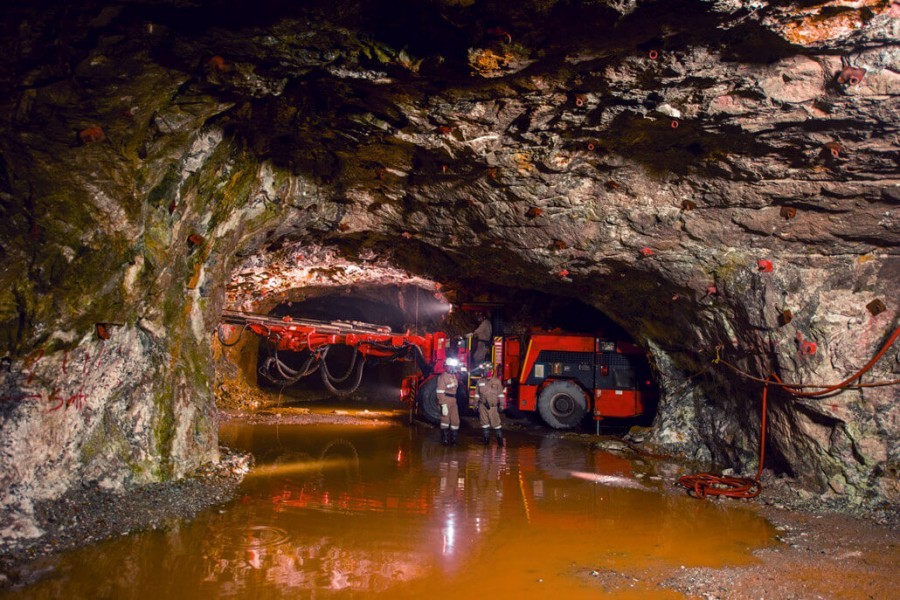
[2,419,776,599]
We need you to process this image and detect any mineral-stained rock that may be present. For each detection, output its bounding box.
[0,0,898,544]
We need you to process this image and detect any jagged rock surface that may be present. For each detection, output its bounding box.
[0,0,898,545]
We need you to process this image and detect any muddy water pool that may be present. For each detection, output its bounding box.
[3,420,777,598]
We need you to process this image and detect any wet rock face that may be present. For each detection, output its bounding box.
[0,0,898,541]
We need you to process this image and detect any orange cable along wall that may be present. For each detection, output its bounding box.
[677,325,900,500]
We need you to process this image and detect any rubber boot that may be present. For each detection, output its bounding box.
[441,428,450,446]
[482,428,490,445]
[495,430,504,447]
[449,429,458,446]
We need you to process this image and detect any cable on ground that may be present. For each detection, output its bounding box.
[677,325,899,500]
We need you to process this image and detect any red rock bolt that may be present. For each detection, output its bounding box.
[780,206,797,220]
[207,55,231,73]
[587,142,595,151]
[825,142,843,159]
[648,50,659,60]
[866,299,886,316]
[671,120,679,129]
[639,247,655,257]
[96,323,111,340]
[757,259,773,272]
[79,126,106,144]
[837,66,866,86]
[487,27,512,44]
[187,233,205,247]
[574,94,586,107]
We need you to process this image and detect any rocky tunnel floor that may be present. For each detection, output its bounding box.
[1,399,897,599]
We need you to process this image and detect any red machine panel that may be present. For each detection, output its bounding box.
[594,389,643,418]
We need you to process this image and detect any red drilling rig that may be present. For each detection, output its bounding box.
[219,310,655,430]
[218,309,450,401]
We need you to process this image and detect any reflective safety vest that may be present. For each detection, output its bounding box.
[436,373,458,402]
[476,377,505,407]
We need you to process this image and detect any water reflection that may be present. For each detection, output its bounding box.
[2,423,776,599]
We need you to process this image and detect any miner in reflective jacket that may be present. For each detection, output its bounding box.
[475,364,505,446]
[470,315,492,366]
[436,360,460,446]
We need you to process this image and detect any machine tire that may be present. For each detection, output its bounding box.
[416,375,441,425]
[537,380,588,429]
[416,374,467,424]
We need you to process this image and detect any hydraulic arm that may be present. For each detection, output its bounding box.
[218,309,448,396]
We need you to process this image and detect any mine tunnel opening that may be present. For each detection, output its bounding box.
[217,267,659,435]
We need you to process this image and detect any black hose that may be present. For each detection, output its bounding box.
[410,344,432,376]
[322,346,360,383]
[260,348,321,385]
[274,348,320,378]
[362,342,431,375]
[260,358,304,385]
[216,324,247,347]
[320,346,366,396]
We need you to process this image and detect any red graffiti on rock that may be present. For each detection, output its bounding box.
[1,343,108,412]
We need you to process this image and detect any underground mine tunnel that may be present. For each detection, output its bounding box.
[0,0,898,597]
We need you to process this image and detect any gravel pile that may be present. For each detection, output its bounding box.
[0,448,251,588]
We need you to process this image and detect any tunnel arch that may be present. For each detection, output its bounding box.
[215,242,661,433]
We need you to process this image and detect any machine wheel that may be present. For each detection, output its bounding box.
[416,374,467,424]
[537,380,588,429]
[416,375,441,425]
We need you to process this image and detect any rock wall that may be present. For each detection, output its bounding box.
[1,0,898,544]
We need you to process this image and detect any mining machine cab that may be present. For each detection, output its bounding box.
[409,304,656,430]
[493,331,656,430]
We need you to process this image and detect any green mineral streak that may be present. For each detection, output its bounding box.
[194,143,289,242]
[205,146,258,217]
[142,220,172,274]
[80,411,130,466]
[360,41,395,65]
[1,247,132,356]
[152,388,176,481]
[710,253,751,285]
[147,164,180,209]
